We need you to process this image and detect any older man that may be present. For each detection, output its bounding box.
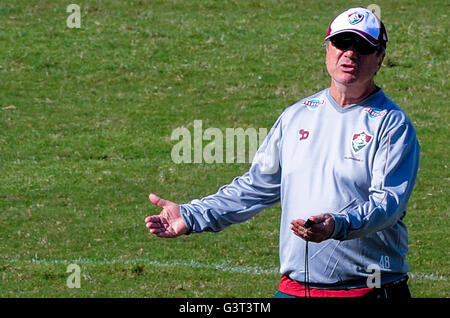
[145,7,420,298]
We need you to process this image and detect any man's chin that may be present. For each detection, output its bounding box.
[335,72,360,85]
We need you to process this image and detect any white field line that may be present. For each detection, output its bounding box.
[1,257,447,281]
[1,257,279,275]
[408,272,449,282]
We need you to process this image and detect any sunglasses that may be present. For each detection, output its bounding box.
[330,34,379,55]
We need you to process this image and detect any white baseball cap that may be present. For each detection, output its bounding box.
[325,7,388,47]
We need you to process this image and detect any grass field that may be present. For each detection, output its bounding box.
[0,0,448,297]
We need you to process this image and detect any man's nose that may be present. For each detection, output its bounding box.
[343,45,359,58]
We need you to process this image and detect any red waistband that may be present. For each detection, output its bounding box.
[278,275,373,298]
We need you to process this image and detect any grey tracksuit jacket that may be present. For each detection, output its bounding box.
[180,87,420,288]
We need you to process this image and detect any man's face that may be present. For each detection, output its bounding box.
[325,33,385,86]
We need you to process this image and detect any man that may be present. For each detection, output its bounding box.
[145,7,420,298]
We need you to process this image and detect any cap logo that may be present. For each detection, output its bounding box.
[348,12,364,25]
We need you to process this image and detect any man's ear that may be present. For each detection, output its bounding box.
[378,52,386,68]
[374,51,385,75]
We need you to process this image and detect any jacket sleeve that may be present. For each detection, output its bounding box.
[180,115,283,233]
[331,121,420,240]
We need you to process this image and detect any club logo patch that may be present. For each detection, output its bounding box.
[302,98,324,110]
[348,12,364,25]
[352,131,372,153]
[363,107,387,118]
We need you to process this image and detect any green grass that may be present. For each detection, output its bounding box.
[0,0,448,297]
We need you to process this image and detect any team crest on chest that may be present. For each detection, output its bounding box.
[352,131,372,153]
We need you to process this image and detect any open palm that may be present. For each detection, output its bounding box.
[145,193,187,238]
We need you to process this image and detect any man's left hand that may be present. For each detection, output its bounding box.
[291,213,335,243]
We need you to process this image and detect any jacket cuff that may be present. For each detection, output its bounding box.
[179,204,193,234]
[330,212,350,241]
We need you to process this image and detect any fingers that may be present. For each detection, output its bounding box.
[146,194,169,234]
[145,215,159,223]
[290,216,332,243]
[149,193,168,208]
[145,214,177,238]
[145,215,162,230]
[290,219,304,233]
[145,194,185,239]
[291,219,311,239]
[145,216,167,236]
[308,213,327,224]
[145,215,165,229]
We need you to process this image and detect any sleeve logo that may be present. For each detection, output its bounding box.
[363,106,387,118]
[302,98,324,110]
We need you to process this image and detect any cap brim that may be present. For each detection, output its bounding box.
[325,29,379,46]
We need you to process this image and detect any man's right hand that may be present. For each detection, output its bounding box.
[145,193,188,238]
